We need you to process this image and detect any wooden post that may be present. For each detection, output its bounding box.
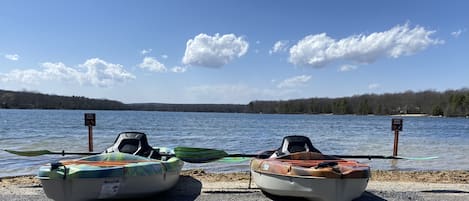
[391,118,403,157]
[88,125,93,152]
[393,129,399,157]
[84,113,96,152]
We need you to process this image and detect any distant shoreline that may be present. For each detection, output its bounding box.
[391,113,430,117]
[0,108,449,117]
[0,107,459,118]
[2,88,469,117]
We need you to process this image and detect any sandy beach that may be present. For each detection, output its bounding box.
[1,170,468,201]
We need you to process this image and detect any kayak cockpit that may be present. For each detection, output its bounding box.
[104,131,174,160]
[268,135,323,158]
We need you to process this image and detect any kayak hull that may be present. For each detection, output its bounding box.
[39,173,180,201]
[251,170,368,201]
[38,151,183,201]
[250,152,370,201]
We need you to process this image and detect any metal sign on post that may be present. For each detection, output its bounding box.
[84,113,96,152]
[391,118,403,157]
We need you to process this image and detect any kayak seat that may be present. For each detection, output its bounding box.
[106,132,160,159]
[118,139,139,153]
[288,141,307,153]
[276,135,322,156]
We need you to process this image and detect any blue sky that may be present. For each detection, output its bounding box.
[1,0,468,104]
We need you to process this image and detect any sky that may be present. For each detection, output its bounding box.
[0,0,468,104]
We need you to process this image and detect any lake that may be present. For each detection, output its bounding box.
[1,109,468,177]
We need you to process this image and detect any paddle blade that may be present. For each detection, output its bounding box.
[174,147,228,163]
[334,154,439,160]
[396,156,439,160]
[4,149,53,157]
[217,157,251,163]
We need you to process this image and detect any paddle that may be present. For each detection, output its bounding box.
[209,155,438,162]
[3,147,259,163]
[3,149,184,157]
[173,147,439,161]
[227,155,437,162]
[4,148,438,163]
[4,149,99,157]
[172,147,259,163]
[332,155,438,160]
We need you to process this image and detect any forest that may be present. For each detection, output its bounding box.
[0,89,127,110]
[247,89,469,117]
[1,89,469,117]
[0,89,246,112]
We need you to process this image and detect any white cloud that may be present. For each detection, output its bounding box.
[368,83,380,89]
[80,58,135,87]
[0,69,42,84]
[42,62,81,81]
[451,29,464,38]
[182,33,249,68]
[289,23,443,68]
[161,54,168,59]
[339,64,358,72]
[0,62,84,84]
[171,66,187,73]
[141,49,152,55]
[277,75,311,89]
[0,58,135,87]
[139,57,167,72]
[269,40,289,54]
[4,54,19,61]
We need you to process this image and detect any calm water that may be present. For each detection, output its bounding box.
[1,109,468,177]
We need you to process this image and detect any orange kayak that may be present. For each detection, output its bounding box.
[250,136,370,201]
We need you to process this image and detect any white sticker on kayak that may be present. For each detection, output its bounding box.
[98,180,120,199]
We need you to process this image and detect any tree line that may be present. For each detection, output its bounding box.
[247,89,469,117]
[0,89,246,112]
[2,88,469,117]
[127,103,246,113]
[0,89,127,110]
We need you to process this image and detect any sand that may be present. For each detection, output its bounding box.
[1,170,468,201]
[1,169,468,189]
